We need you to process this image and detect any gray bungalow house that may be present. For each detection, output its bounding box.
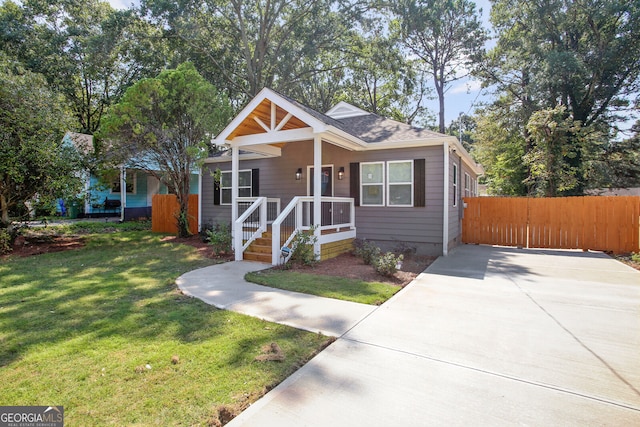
[200,88,482,265]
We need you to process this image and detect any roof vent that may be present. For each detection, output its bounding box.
[326,101,371,119]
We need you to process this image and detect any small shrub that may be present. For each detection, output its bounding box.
[632,252,640,263]
[206,222,232,254]
[374,252,404,277]
[393,241,417,257]
[0,228,12,255]
[354,239,380,265]
[288,227,318,266]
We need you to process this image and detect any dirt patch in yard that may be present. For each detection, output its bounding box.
[6,235,85,258]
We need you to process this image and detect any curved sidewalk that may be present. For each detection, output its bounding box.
[176,261,378,337]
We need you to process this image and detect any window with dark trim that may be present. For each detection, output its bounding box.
[360,162,384,206]
[387,160,413,206]
[219,170,252,205]
[355,160,425,207]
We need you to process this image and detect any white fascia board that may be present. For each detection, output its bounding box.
[232,127,315,145]
[450,139,484,176]
[216,88,331,142]
[239,143,282,157]
[203,152,277,164]
[216,94,269,142]
[322,127,368,151]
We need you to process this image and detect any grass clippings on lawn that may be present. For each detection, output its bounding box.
[0,230,331,426]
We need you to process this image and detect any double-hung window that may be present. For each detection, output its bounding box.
[360,162,384,206]
[387,161,413,207]
[220,170,252,205]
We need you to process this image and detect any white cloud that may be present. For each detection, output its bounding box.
[450,79,483,95]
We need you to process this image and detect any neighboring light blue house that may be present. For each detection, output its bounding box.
[63,132,199,221]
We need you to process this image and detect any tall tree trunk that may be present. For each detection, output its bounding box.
[0,194,9,228]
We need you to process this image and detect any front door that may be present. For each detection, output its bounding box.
[309,166,333,197]
[308,166,333,226]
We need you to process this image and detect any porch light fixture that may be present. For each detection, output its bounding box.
[338,167,345,180]
[295,168,302,180]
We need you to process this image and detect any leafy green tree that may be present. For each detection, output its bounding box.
[447,113,476,151]
[0,55,83,227]
[337,26,431,125]
[588,122,640,189]
[478,0,640,194]
[393,0,487,132]
[472,102,528,196]
[523,106,584,196]
[0,0,166,135]
[142,0,359,102]
[99,63,232,237]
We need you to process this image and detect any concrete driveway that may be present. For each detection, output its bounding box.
[229,245,640,426]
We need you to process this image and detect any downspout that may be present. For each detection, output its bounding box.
[443,142,450,256]
[120,166,126,223]
[313,135,322,258]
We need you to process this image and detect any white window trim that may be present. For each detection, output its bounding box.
[464,172,470,198]
[360,161,385,207]
[111,172,136,194]
[220,169,252,205]
[387,160,414,207]
[452,163,458,207]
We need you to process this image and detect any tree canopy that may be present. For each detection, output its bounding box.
[0,55,83,227]
[99,62,232,236]
[475,0,640,195]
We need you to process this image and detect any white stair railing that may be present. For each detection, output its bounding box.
[234,197,267,261]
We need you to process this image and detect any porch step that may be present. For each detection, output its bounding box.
[243,251,272,263]
[244,231,272,263]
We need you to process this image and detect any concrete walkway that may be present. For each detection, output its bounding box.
[207,245,640,426]
[176,261,377,337]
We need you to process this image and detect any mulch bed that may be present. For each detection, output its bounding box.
[287,252,436,286]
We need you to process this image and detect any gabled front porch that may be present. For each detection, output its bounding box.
[212,89,367,265]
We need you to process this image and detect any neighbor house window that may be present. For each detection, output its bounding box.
[360,162,384,206]
[220,170,252,205]
[452,163,458,207]
[464,172,470,198]
[387,160,413,206]
[111,172,136,194]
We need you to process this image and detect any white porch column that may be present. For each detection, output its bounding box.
[443,142,450,256]
[231,145,239,254]
[313,135,322,258]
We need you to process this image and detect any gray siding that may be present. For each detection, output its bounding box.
[202,141,447,255]
[447,152,481,251]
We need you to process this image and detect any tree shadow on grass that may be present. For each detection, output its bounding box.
[0,232,321,368]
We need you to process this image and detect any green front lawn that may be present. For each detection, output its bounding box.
[0,230,330,425]
[245,269,400,305]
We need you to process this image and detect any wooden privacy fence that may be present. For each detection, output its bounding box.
[152,194,199,235]
[462,196,640,254]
